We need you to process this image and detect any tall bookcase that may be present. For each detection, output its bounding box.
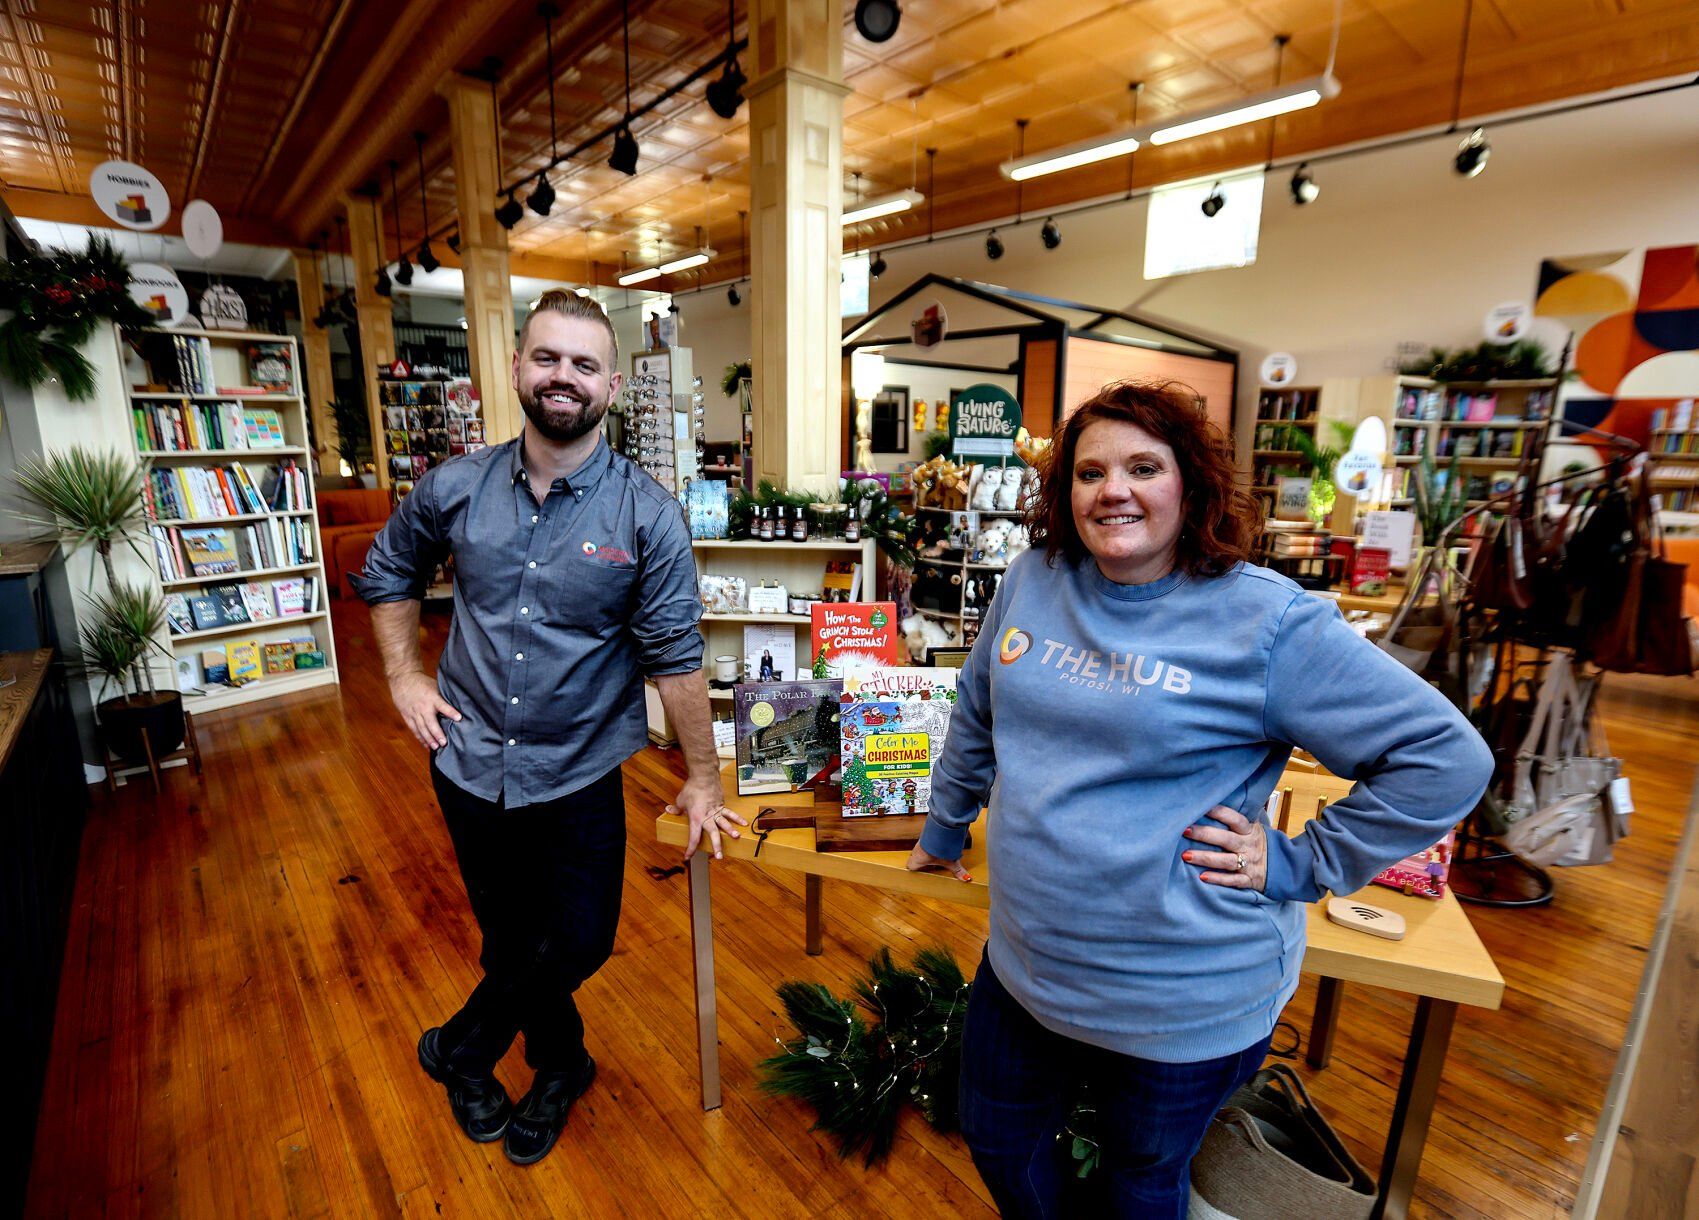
[1386,377,1557,510]
[123,326,340,714]
[1249,385,1323,516]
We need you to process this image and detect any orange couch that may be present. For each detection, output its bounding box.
[317,488,392,599]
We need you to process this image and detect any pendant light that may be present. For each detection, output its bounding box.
[413,132,441,272]
[487,64,526,229]
[1447,0,1489,177]
[334,215,358,322]
[609,0,640,175]
[529,3,559,215]
[705,0,745,119]
[387,162,413,286]
[369,194,393,298]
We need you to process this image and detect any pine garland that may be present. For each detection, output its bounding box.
[759,946,970,1165]
[0,236,154,400]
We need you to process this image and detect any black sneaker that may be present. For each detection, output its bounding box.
[503,1056,597,1165]
[417,1027,513,1143]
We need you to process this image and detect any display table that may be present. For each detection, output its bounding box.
[656,764,1502,1220]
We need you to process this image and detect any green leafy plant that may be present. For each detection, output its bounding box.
[1271,421,1354,523]
[1411,451,1469,544]
[1398,338,1558,382]
[922,430,951,461]
[328,396,372,473]
[12,447,151,589]
[728,477,920,567]
[75,581,168,699]
[721,359,752,398]
[0,236,154,400]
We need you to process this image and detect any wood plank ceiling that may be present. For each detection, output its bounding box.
[1,0,1695,289]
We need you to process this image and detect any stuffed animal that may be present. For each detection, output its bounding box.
[994,468,1021,511]
[971,519,1013,565]
[971,466,1003,511]
[900,611,960,659]
[1006,523,1032,562]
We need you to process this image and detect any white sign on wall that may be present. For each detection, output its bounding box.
[90,160,171,231]
[182,200,224,260]
[1260,352,1298,387]
[1483,301,1531,345]
[127,263,189,326]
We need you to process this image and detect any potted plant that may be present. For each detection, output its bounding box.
[329,396,374,485]
[12,446,186,763]
[1272,421,1354,524]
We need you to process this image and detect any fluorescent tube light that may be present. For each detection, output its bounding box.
[1002,133,1141,182]
[658,248,715,274]
[842,189,923,226]
[617,266,662,287]
[1147,73,1340,146]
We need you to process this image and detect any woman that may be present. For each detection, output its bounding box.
[907,380,1491,1218]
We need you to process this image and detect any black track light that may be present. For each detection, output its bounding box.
[417,241,440,274]
[869,250,887,279]
[1454,127,1490,178]
[1040,217,1061,249]
[375,265,393,297]
[727,283,741,306]
[985,229,1004,261]
[447,229,461,254]
[495,191,524,230]
[706,57,746,120]
[608,125,639,176]
[527,171,555,216]
[394,253,414,287]
[854,0,901,43]
[1290,162,1319,205]
[1200,183,1225,218]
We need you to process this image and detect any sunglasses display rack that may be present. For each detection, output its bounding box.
[618,347,705,495]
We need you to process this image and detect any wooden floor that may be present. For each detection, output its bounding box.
[23,598,1699,1219]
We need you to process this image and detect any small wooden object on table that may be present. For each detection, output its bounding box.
[104,709,203,794]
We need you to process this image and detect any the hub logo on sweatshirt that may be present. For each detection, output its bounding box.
[1001,626,1192,695]
[998,628,1032,664]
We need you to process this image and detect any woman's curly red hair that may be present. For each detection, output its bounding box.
[1027,380,1261,577]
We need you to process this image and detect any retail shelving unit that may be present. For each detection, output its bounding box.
[910,504,1025,646]
[1649,427,1699,512]
[1388,377,1558,509]
[1249,386,1323,514]
[123,326,339,714]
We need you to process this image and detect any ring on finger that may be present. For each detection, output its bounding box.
[1235,853,1246,872]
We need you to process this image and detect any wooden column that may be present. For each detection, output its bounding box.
[440,72,520,443]
[747,0,847,494]
[343,192,396,488]
[290,249,339,476]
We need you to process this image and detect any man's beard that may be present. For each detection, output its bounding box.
[520,382,609,443]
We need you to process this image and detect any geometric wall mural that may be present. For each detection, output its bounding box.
[1537,245,1699,450]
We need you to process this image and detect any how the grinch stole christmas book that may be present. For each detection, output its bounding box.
[810,601,898,680]
[838,668,958,817]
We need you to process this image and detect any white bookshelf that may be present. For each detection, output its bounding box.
[121,325,340,713]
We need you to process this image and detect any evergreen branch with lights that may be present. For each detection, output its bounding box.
[728,477,920,568]
[0,236,154,401]
[759,945,971,1166]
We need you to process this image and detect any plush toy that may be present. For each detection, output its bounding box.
[995,467,1021,511]
[1006,522,1032,562]
[900,611,960,659]
[971,519,1014,565]
[1014,427,1052,468]
[970,465,1003,511]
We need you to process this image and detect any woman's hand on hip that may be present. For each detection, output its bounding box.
[1182,806,1267,891]
[905,843,972,882]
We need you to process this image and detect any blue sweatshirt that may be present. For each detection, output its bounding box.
[920,552,1493,1063]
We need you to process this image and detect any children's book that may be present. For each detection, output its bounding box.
[181,527,239,576]
[809,602,898,679]
[839,668,958,817]
[732,680,844,796]
[226,639,262,685]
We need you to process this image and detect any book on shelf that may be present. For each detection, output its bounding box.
[743,623,798,682]
[810,602,899,679]
[240,583,277,621]
[183,576,314,628]
[131,401,287,452]
[180,527,239,576]
[732,680,844,796]
[839,668,959,818]
[246,342,296,393]
[135,331,216,394]
[227,639,263,685]
[822,559,863,601]
[200,649,230,685]
[163,593,193,635]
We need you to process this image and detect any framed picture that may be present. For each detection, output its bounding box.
[872,385,910,453]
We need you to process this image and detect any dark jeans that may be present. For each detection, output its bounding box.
[430,761,626,1077]
[959,951,1272,1220]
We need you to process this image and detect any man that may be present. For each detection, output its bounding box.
[352,290,745,1165]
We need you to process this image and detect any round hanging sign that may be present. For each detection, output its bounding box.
[90,160,170,231]
[1334,450,1383,499]
[1259,352,1298,387]
[1483,301,1531,345]
[200,283,248,330]
[128,263,190,326]
[182,200,224,259]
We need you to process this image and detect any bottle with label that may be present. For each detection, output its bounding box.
[791,505,809,543]
[758,506,774,541]
[844,503,861,543]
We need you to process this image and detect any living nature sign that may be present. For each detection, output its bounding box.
[949,383,1023,462]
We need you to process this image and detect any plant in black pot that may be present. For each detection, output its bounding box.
[328,396,374,484]
[12,446,186,765]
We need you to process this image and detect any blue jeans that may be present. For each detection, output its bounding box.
[958,951,1272,1219]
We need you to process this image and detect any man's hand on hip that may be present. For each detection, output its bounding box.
[389,671,462,750]
[668,773,745,862]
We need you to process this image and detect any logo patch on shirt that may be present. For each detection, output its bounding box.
[999,627,1032,664]
[581,540,597,556]
[581,542,633,566]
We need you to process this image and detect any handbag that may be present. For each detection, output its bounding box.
[1470,511,1535,612]
[1189,1065,1375,1220]
[1376,547,1455,676]
[1500,653,1624,867]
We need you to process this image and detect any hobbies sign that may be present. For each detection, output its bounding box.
[128,263,189,326]
[949,384,1021,461]
[90,160,170,231]
[1483,301,1531,345]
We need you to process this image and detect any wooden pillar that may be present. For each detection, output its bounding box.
[290,249,338,476]
[747,0,847,494]
[343,192,396,488]
[440,72,521,443]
